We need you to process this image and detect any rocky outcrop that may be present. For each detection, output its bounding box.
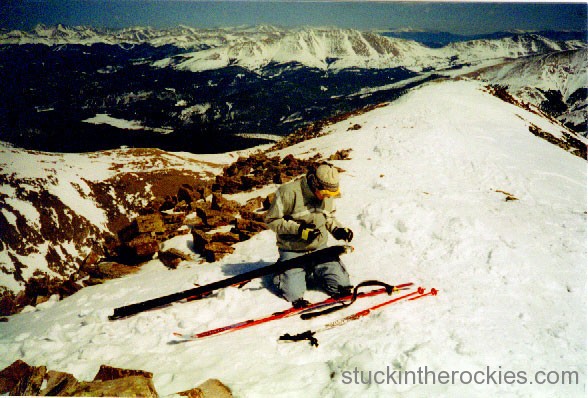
[1,139,353,315]
[0,361,232,398]
[112,151,353,264]
[0,360,47,396]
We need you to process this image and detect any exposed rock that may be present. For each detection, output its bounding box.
[39,370,79,396]
[177,184,197,205]
[528,123,587,159]
[0,360,47,396]
[0,289,17,316]
[136,214,166,234]
[0,362,166,397]
[83,261,140,286]
[231,218,267,240]
[495,189,519,202]
[159,248,193,269]
[125,235,160,259]
[61,375,158,397]
[20,275,83,308]
[329,148,352,160]
[93,365,153,382]
[178,379,233,398]
[203,242,235,262]
[240,196,264,213]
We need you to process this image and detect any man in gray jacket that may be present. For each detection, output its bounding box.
[265,163,354,308]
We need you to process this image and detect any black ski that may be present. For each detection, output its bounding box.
[109,245,351,320]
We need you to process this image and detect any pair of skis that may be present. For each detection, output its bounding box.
[172,283,437,344]
[280,287,438,347]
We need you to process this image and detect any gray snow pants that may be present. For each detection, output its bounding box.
[273,247,351,302]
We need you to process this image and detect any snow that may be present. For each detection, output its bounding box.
[83,114,144,130]
[3,196,41,228]
[0,80,585,397]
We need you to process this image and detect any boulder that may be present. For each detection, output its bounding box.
[178,379,232,398]
[93,365,153,382]
[159,249,192,269]
[136,214,165,234]
[61,376,158,397]
[0,360,46,396]
[126,235,160,258]
[177,184,196,205]
[203,242,235,262]
[84,262,140,285]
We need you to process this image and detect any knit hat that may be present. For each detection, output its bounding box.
[314,164,339,192]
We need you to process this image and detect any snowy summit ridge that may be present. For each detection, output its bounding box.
[0,79,585,397]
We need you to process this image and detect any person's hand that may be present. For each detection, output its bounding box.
[332,227,353,242]
[298,222,320,241]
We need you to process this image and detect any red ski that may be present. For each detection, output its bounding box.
[172,282,413,342]
[279,287,439,347]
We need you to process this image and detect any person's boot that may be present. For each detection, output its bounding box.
[330,285,353,299]
[292,298,311,308]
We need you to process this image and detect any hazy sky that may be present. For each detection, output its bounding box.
[1,1,587,35]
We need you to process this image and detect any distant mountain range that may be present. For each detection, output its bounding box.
[381,29,587,48]
[0,25,585,155]
[1,25,585,72]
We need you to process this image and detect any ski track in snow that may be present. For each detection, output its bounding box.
[0,80,585,397]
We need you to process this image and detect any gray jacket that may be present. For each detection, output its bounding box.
[265,176,343,252]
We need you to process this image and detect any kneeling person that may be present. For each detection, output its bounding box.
[265,163,354,308]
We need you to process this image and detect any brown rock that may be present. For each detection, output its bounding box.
[203,242,235,262]
[159,249,192,269]
[211,232,241,244]
[211,192,223,211]
[329,149,352,160]
[61,376,158,397]
[191,230,211,253]
[40,370,79,396]
[159,195,177,212]
[126,235,160,258]
[178,378,233,398]
[162,211,187,224]
[82,250,102,268]
[57,277,82,299]
[90,262,141,279]
[93,365,153,382]
[177,184,196,205]
[0,289,17,316]
[136,214,165,234]
[233,218,267,233]
[238,210,265,223]
[0,360,47,396]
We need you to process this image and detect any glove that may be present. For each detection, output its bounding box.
[332,227,353,242]
[298,222,320,242]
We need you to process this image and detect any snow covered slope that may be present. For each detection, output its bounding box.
[0,146,225,294]
[473,48,588,134]
[0,80,585,397]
